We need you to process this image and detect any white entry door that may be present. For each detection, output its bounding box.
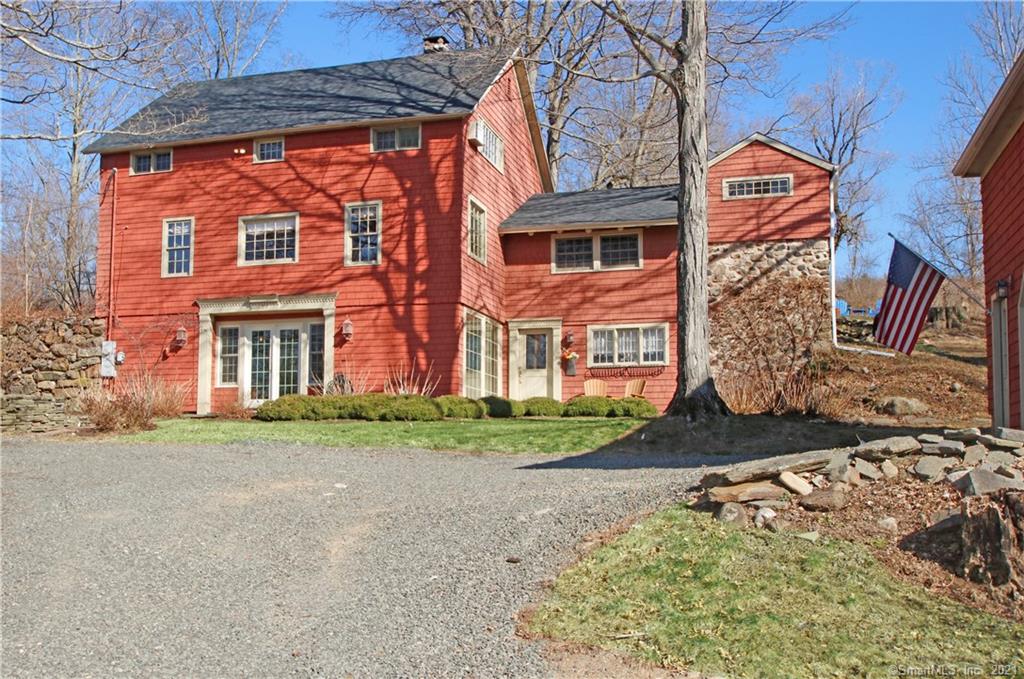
[242,325,303,407]
[517,329,553,399]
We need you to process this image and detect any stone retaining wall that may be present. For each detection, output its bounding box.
[2,317,105,432]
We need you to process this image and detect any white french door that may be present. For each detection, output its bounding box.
[240,323,307,407]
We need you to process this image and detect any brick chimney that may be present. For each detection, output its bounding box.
[423,36,450,53]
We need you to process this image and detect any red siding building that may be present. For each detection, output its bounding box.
[954,53,1024,429]
[87,47,834,414]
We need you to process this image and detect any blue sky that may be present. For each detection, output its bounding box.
[264,1,986,278]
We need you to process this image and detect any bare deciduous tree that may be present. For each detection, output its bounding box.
[902,1,1024,280]
[170,1,289,80]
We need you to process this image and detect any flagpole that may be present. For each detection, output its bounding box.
[887,233,987,312]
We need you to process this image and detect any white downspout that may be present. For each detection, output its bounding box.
[829,170,839,347]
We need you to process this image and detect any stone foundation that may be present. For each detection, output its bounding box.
[709,238,831,302]
[2,317,105,432]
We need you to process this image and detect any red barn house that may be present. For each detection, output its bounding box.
[86,45,835,414]
[955,52,1024,429]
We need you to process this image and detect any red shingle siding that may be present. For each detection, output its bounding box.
[981,120,1024,427]
[709,142,831,242]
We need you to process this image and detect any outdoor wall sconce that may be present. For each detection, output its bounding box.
[996,278,1011,299]
[341,318,355,341]
[564,330,575,346]
[172,326,188,348]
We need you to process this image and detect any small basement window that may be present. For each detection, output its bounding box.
[371,125,420,152]
[131,149,172,174]
[254,138,285,163]
[723,175,792,199]
[552,232,642,273]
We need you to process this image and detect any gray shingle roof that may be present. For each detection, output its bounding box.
[84,49,507,154]
[500,185,678,231]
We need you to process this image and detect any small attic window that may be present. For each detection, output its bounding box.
[131,149,172,174]
[723,174,792,200]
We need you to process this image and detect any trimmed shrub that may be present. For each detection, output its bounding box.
[609,397,659,418]
[434,395,487,419]
[562,395,616,417]
[482,396,526,418]
[521,396,565,417]
[377,395,443,421]
[254,394,310,421]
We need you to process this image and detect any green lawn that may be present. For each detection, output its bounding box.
[124,417,644,454]
[528,506,1024,678]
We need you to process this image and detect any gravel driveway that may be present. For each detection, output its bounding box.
[2,437,731,678]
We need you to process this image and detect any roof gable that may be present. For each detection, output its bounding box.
[709,132,836,172]
[84,49,508,154]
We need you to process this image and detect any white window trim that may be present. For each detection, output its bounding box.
[129,148,173,175]
[344,200,383,266]
[721,173,794,201]
[237,211,300,267]
[370,124,422,152]
[467,195,487,265]
[462,308,503,399]
[215,325,240,387]
[471,118,505,173]
[586,323,670,368]
[160,216,195,279]
[253,137,285,163]
[550,229,644,274]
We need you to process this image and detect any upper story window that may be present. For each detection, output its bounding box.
[131,149,172,174]
[471,118,504,171]
[371,125,420,152]
[468,197,487,264]
[345,201,382,265]
[162,217,194,277]
[552,231,642,273]
[723,174,792,200]
[588,324,668,367]
[238,213,298,265]
[254,138,284,163]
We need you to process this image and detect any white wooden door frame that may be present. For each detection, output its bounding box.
[508,318,562,401]
[992,295,1010,428]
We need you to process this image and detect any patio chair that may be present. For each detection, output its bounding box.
[583,379,608,397]
[623,378,647,399]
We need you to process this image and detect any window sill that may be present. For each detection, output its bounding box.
[237,258,299,267]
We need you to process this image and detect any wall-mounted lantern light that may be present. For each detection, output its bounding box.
[342,318,354,341]
[564,330,575,346]
[172,326,188,348]
[996,278,1011,299]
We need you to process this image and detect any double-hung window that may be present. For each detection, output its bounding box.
[371,125,420,152]
[307,323,325,387]
[254,138,285,163]
[239,213,298,265]
[345,201,382,265]
[588,324,668,367]
[472,118,504,171]
[552,231,642,272]
[131,149,172,174]
[464,311,501,398]
[468,197,487,263]
[162,217,194,277]
[217,326,239,386]
[723,174,792,199]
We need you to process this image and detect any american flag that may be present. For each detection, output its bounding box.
[873,240,946,354]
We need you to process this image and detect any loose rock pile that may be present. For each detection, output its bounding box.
[697,426,1024,598]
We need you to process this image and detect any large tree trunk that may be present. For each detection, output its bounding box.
[666,0,730,419]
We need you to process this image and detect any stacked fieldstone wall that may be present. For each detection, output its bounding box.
[708,238,831,302]
[2,317,104,432]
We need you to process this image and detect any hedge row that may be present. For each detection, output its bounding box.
[253,394,657,422]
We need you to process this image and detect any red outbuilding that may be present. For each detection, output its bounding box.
[86,44,835,413]
[955,53,1024,429]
